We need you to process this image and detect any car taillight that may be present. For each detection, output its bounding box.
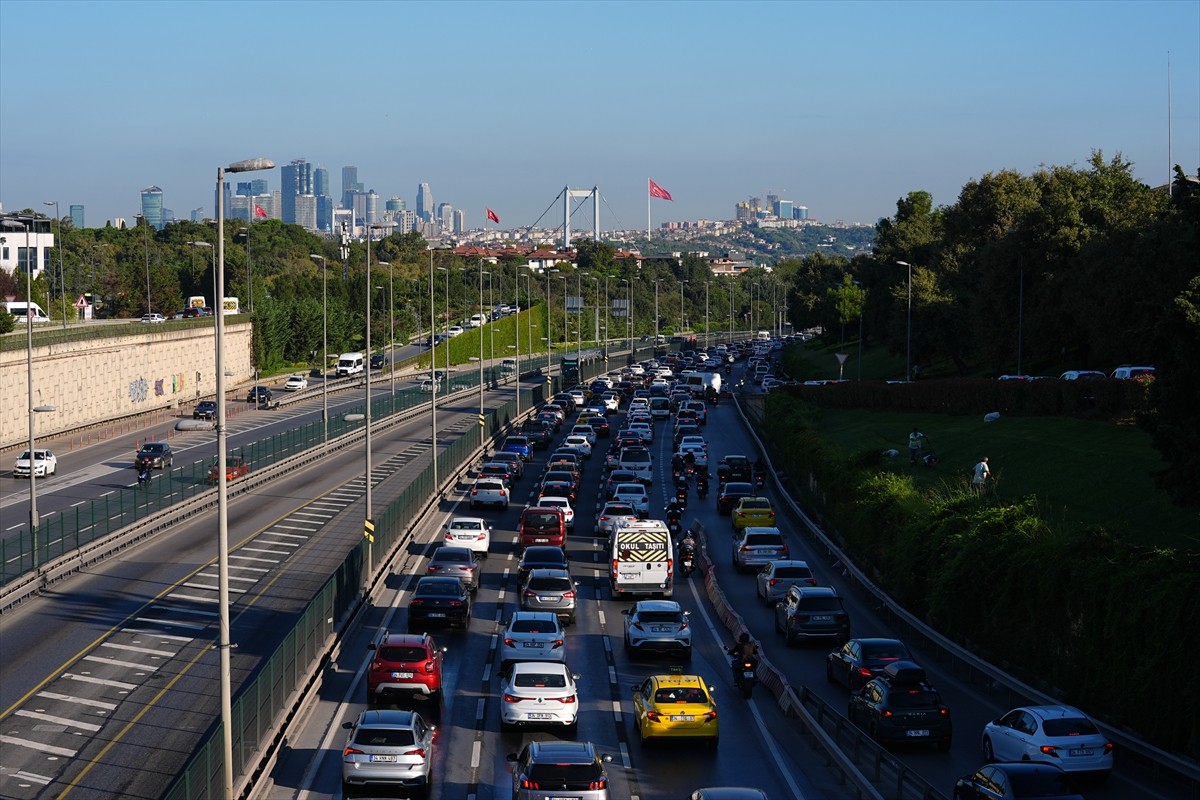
[552,639,564,649]
[504,638,516,647]
[611,559,619,578]
[370,660,382,672]
[768,579,780,586]
[410,598,424,605]
[632,622,644,632]
[500,488,507,495]
[424,660,435,673]
[471,489,478,495]
[806,578,818,586]
[858,667,872,677]
[404,748,426,757]
[477,531,487,539]
[523,590,537,599]
[703,711,717,722]
[448,599,463,606]
[645,711,661,722]
[563,591,576,600]
[344,746,365,756]
[589,779,607,790]
[879,709,893,717]
[1103,743,1114,755]
[427,565,441,572]
[939,708,949,716]
[504,694,525,703]
[667,558,673,572]
[740,545,751,552]
[556,695,576,704]
[1041,745,1059,757]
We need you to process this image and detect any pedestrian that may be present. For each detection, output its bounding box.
[972,456,991,494]
[908,427,926,465]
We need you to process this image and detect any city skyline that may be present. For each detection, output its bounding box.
[1,1,1196,231]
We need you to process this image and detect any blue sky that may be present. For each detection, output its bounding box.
[2,0,1196,232]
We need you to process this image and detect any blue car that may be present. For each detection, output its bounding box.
[502,436,533,462]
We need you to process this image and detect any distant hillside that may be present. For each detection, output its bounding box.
[628,223,876,264]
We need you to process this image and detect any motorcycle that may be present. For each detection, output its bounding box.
[754,471,766,491]
[732,654,759,699]
[667,516,682,538]
[696,478,709,500]
[679,541,696,576]
[674,486,689,506]
[137,468,151,488]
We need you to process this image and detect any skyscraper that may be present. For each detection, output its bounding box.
[417,182,433,222]
[437,202,453,232]
[453,209,466,234]
[314,166,330,198]
[385,196,406,213]
[70,205,85,229]
[281,158,313,225]
[236,181,254,197]
[250,178,268,196]
[140,186,164,230]
[342,166,362,210]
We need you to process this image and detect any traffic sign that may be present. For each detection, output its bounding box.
[75,294,90,309]
[363,518,375,543]
[835,353,849,364]
[477,414,486,427]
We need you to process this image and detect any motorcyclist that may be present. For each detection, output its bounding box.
[674,478,689,506]
[664,498,686,525]
[728,632,759,677]
[137,467,151,487]
[679,530,697,573]
[695,469,710,498]
[754,457,767,487]
[671,453,686,481]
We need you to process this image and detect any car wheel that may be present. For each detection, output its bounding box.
[982,736,995,763]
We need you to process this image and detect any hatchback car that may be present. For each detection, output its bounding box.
[755,559,816,604]
[716,482,755,514]
[517,546,569,585]
[365,631,445,707]
[519,420,553,448]
[13,449,58,478]
[499,611,566,668]
[622,600,692,659]
[507,740,613,800]
[537,480,577,507]
[982,706,1113,779]
[605,470,640,500]
[499,661,580,730]
[631,673,719,747]
[470,478,510,510]
[408,576,471,629]
[480,462,516,488]
[731,497,776,532]
[425,546,479,592]
[520,568,578,624]
[953,762,1084,800]
[774,585,850,646]
[848,661,952,751]
[284,374,308,391]
[563,435,593,459]
[826,638,914,691]
[731,527,789,573]
[134,442,174,470]
[442,516,491,558]
[341,709,434,798]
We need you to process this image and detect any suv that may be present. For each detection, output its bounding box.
[193,400,218,420]
[717,455,753,484]
[134,442,174,470]
[847,661,952,751]
[365,631,445,707]
[341,709,435,798]
[470,478,510,510]
[774,586,850,646]
[731,527,789,573]
[520,568,578,624]
[507,740,613,800]
[622,600,692,659]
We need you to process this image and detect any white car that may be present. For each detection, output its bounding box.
[627,422,653,443]
[13,449,58,478]
[284,374,308,391]
[622,600,692,659]
[141,313,166,323]
[596,502,640,541]
[568,424,597,446]
[468,313,486,328]
[499,661,579,730]
[628,364,645,376]
[611,483,650,517]
[600,392,621,412]
[678,435,707,452]
[469,478,510,510]
[447,325,465,337]
[629,397,650,411]
[533,496,575,530]
[443,516,492,557]
[562,435,593,459]
[499,611,566,667]
[982,705,1114,778]
[676,444,708,467]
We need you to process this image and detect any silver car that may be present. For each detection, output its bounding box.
[425,546,479,593]
[596,502,639,542]
[520,568,578,625]
[507,740,613,800]
[731,526,789,574]
[341,709,434,798]
[754,559,816,605]
[499,611,566,667]
[622,600,691,660]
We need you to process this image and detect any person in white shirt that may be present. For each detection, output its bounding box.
[908,427,926,465]
[972,457,991,493]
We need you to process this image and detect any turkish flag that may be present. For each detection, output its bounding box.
[254,205,267,218]
[487,208,500,224]
[648,179,672,201]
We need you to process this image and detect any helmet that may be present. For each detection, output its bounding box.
[738,632,750,645]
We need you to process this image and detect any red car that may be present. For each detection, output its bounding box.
[366,631,445,707]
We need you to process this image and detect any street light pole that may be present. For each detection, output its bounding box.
[309,254,329,441]
[136,213,151,316]
[43,201,67,328]
[429,249,440,496]
[387,261,395,415]
[896,261,913,381]
[215,157,273,799]
[654,279,660,351]
[364,229,375,594]
[853,279,864,381]
[479,264,489,453]
[679,279,687,335]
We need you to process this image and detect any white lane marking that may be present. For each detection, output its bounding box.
[608,666,617,685]
[0,735,78,758]
[226,564,271,573]
[482,663,492,683]
[475,699,485,722]
[602,636,612,654]
[122,629,196,643]
[253,539,299,548]
[166,593,218,604]
[152,604,218,617]
[135,616,206,629]
[291,510,333,518]
[611,699,623,722]
[240,546,291,555]
[101,642,176,657]
[181,582,245,594]
[597,609,607,626]
[471,739,482,769]
[82,654,158,671]
[15,709,102,732]
[197,572,257,583]
[618,741,631,768]
[229,555,279,564]
[62,673,137,691]
[270,526,314,534]
[36,692,117,711]
[12,770,52,785]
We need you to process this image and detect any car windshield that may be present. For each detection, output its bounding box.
[524,511,561,526]
[797,596,843,611]
[514,672,568,688]
[417,581,459,596]
[140,444,167,453]
[604,505,635,516]
[616,485,645,496]
[862,643,909,659]
[654,687,709,704]
[510,619,555,634]
[723,483,753,494]
[1043,717,1100,737]
[448,520,481,531]
[379,645,427,662]
[527,576,571,591]
[744,534,783,546]
[638,611,683,624]
[354,727,415,747]
[476,481,504,491]
[741,500,771,510]
[527,764,601,783]
[433,551,471,564]
[1009,770,1077,793]
[773,566,811,578]
[887,689,940,708]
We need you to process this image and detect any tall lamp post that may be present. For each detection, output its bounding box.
[852,279,865,381]
[896,261,913,381]
[43,201,68,328]
[704,280,710,349]
[428,248,440,496]
[309,254,329,440]
[135,213,151,316]
[653,279,660,351]
[437,266,450,381]
[679,279,687,335]
[383,261,395,414]
[478,264,490,452]
[544,269,559,375]
[215,157,273,799]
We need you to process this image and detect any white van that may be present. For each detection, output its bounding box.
[6,301,51,324]
[610,520,674,598]
[336,352,365,376]
[617,445,654,485]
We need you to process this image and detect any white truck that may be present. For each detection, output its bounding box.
[681,370,721,397]
[610,520,674,598]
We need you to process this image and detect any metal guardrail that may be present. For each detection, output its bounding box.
[730,389,1200,798]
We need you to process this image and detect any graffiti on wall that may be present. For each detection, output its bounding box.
[129,372,189,404]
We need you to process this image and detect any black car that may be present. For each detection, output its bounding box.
[826,638,914,691]
[193,400,218,420]
[370,352,388,369]
[718,455,753,484]
[847,661,952,751]
[407,576,471,629]
[520,419,553,449]
[246,386,273,403]
[586,416,610,438]
[517,546,569,584]
[953,763,1083,800]
[717,481,755,515]
[134,442,174,469]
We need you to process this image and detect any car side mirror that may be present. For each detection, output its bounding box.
[367,643,377,651]
[342,721,354,729]
[601,754,613,763]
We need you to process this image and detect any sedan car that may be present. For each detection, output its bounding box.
[193,400,218,420]
[631,673,719,747]
[490,451,526,480]
[562,434,593,459]
[519,420,553,449]
[517,546,569,585]
[284,374,308,391]
[953,762,1084,800]
[499,661,580,730]
[479,462,515,488]
[731,497,776,532]
[442,516,491,558]
[623,600,692,660]
[134,442,174,470]
[611,483,650,517]
[716,481,755,515]
[13,449,57,478]
[407,576,471,629]
[369,352,389,369]
[499,611,566,668]
[424,546,479,592]
[982,706,1113,779]
[141,313,166,323]
[520,568,578,624]
[826,638,914,691]
[755,559,816,604]
[597,502,640,542]
[341,709,434,798]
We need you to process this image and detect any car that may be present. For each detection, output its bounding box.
[622,600,692,659]
[134,442,174,470]
[499,660,580,730]
[518,507,566,550]
[341,709,434,798]
[569,424,597,447]
[470,478,510,510]
[532,496,575,530]
[562,435,593,459]
[982,706,1114,779]
[755,559,816,604]
[480,462,516,488]
[13,448,57,478]
[507,740,613,800]
[537,480,577,507]
[519,419,553,448]
[683,400,708,425]
[537,410,562,431]
[774,585,850,646]
[687,790,769,800]
[425,546,479,592]
[365,631,445,707]
[369,352,389,369]
[605,470,640,500]
[731,526,789,573]
[826,638,914,691]
[596,502,640,541]
[520,568,578,624]
[678,434,707,452]
[1110,365,1155,380]
[547,450,584,475]
[284,374,308,391]
[676,444,709,468]
[206,454,249,484]
[246,385,273,403]
[490,451,526,480]
[442,516,492,557]
[502,435,534,462]
[193,400,218,420]
[631,673,719,747]
[586,416,611,438]
[141,313,166,323]
[627,421,654,443]
[407,576,471,629]
[848,661,952,751]
[499,611,566,668]
[953,762,1084,800]
[717,455,753,484]
[600,391,621,411]
[732,497,776,531]
[716,481,754,515]
[447,325,465,337]
[517,546,569,584]
[611,483,650,517]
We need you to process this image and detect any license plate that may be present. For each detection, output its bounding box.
[391,671,414,679]
[521,642,543,648]
[526,713,552,719]
[813,615,833,622]
[1069,748,1094,757]
[539,596,557,602]
[534,538,549,543]
[370,754,399,762]
[427,612,446,618]
[548,796,581,800]
[651,626,670,633]
[742,670,756,679]
[905,729,929,737]
[670,715,695,721]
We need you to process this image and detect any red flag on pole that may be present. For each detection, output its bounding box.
[648,179,673,201]
[254,205,267,218]
[486,208,500,224]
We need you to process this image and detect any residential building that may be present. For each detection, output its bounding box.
[294,194,318,231]
[0,214,53,279]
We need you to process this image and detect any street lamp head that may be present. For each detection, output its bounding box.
[895,260,911,267]
[32,405,56,413]
[309,253,325,262]
[227,158,275,173]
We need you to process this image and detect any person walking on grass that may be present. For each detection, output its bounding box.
[908,427,926,466]
[972,456,991,494]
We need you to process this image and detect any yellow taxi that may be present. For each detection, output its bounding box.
[731,496,776,532]
[631,672,719,747]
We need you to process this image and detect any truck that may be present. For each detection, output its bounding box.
[610,520,674,598]
[186,295,207,309]
[222,297,240,315]
[681,370,721,398]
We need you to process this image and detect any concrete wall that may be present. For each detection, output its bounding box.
[2,323,253,449]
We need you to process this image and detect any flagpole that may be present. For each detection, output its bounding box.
[647,179,651,243]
